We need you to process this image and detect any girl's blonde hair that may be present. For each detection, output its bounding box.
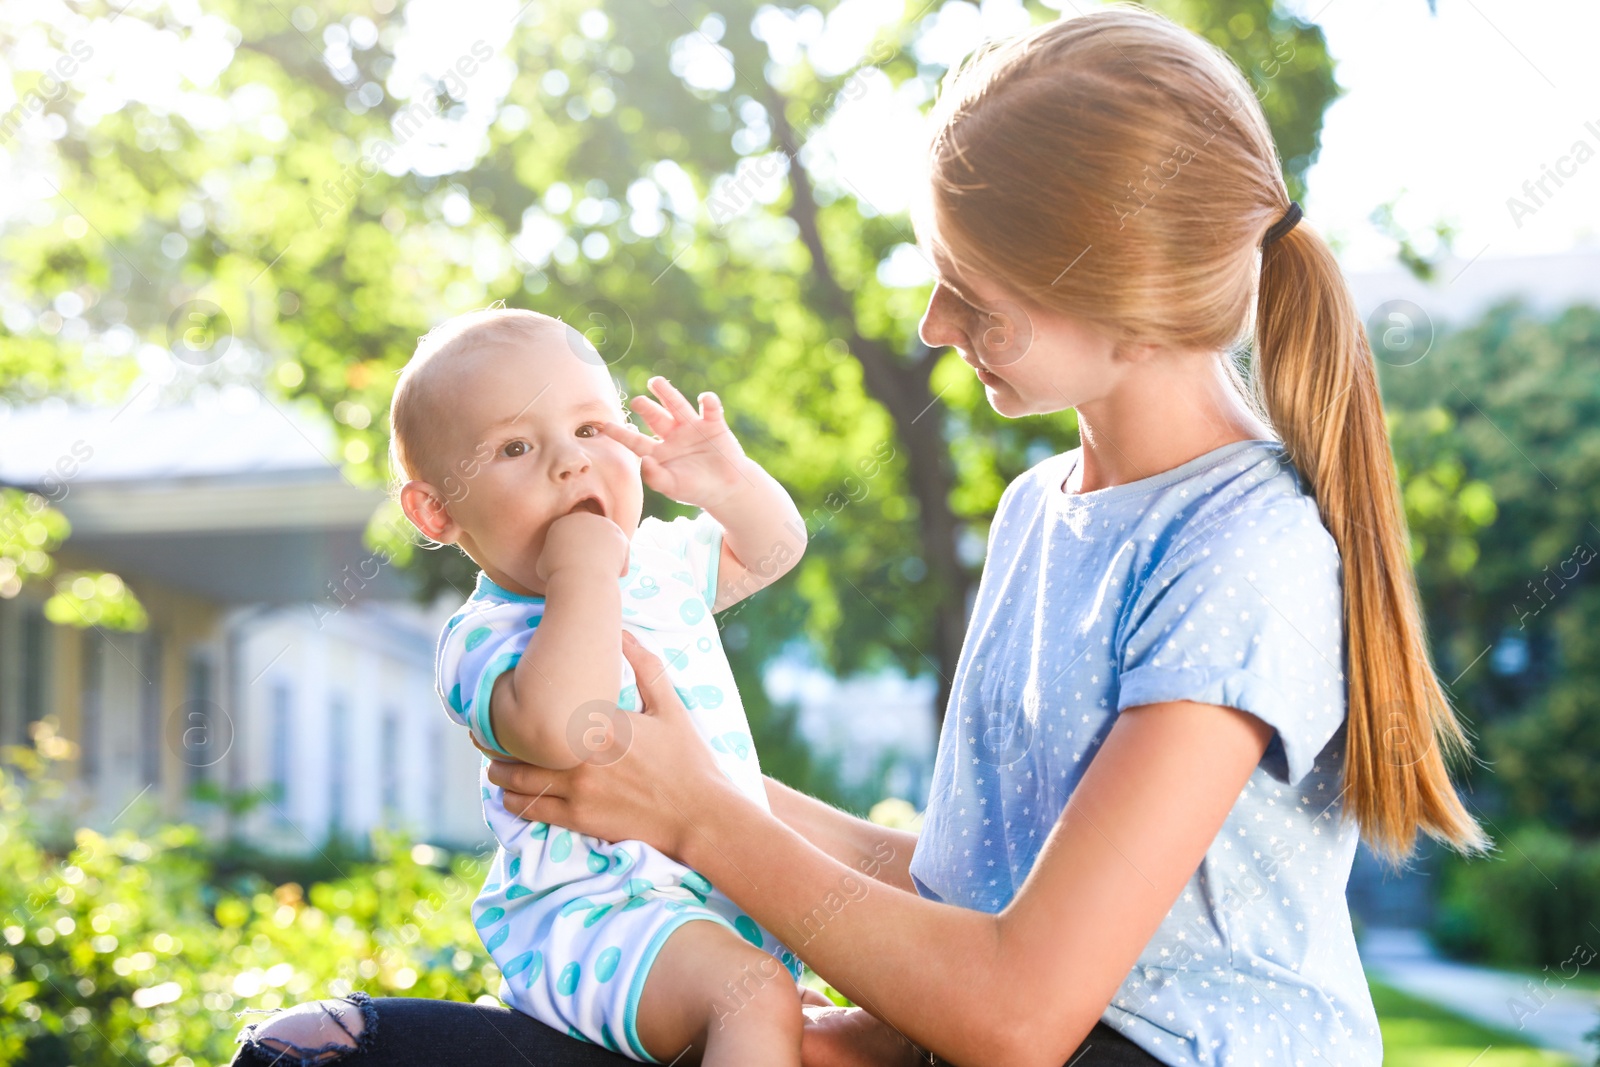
[921,4,1487,864]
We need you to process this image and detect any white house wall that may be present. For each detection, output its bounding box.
[233,600,489,854]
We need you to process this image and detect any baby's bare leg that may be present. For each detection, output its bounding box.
[635,919,802,1067]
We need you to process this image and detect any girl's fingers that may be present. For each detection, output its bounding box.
[628,394,675,437]
[798,986,834,1008]
[596,420,658,457]
[620,633,686,719]
[484,756,562,799]
[649,375,700,424]
[502,791,569,825]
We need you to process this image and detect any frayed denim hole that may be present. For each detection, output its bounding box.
[235,992,378,1066]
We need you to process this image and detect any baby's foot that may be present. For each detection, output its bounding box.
[800,1004,931,1067]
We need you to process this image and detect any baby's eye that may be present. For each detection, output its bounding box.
[501,439,530,458]
[575,423,598,438]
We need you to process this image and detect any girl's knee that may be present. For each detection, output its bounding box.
[233,993,376,1066]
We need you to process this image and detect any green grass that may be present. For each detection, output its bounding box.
[1370,978,1586,1067]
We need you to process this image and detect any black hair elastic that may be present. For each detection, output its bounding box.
[1262,201,1302,248]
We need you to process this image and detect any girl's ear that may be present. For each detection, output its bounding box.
[1111,339,1161,364]
[399,480,459,544]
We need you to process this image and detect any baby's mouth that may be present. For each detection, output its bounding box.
[567,495,606,517]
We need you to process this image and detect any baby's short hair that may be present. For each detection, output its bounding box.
[388,305,563,487]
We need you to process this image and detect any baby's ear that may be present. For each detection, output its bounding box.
[399,480,458,544]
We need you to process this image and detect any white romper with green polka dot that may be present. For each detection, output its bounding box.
[435,513,802,1061]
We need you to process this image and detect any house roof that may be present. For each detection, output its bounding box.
[1344,244,1600,330]
[0,393,414,606]
[0,393,341,484]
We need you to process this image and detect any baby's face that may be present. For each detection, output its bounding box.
[431,330,642,595]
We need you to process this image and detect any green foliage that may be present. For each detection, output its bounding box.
[1378,303,1600,835]
[0,490,68,599]
[1431,824,1600,972]
[1386,404,1497,576]
[1144,0,1339,203]
[1370,192,1460,282]
[0,0,1342,705]
[0,754,499,1067]
[0,490,147,632]
[1490,680,1600,837]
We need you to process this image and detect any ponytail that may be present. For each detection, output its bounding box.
[1254,218,1490,865]
[923,4,1490,866]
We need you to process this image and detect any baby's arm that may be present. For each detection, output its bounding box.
[598,375,805,614]
[704,458,805,612]
[488,511,629,769]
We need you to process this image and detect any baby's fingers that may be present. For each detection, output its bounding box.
[649,375,700,423]
[628,394,675,437]
[597,419,659,457]
[697,390,725,424]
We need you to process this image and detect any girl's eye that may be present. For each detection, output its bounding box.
[941,282,981,316]
[576,424,597,438]
[501,440,529,458]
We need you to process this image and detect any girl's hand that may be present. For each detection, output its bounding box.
[485,632,742,858]
[598,376,750,510]
[801,1005,932,1067]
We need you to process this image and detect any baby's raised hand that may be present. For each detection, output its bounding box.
[598,376,749,510]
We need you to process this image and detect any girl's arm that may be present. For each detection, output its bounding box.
[763,776,919,893]
[490,637,1274,1067]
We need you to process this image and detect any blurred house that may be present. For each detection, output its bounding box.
[0,393,491,852]
[1344,241,1600,329]
[765,658,936,806]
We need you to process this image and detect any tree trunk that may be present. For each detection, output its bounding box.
[769,89,968,727]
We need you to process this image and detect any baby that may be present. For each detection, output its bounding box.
[391,307,812,1064]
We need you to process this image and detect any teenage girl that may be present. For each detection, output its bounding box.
[234,7,1486,1066]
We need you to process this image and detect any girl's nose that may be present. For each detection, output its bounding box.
[919,282,969,352]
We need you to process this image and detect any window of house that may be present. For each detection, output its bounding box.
[80,630,104,785]
[328,695,348,837]
[21,607,48,737]
[139,632,162,786]
[428,720,445,839]
[184,654,213,790]
[270,682,292,820]
[380,708,400,824]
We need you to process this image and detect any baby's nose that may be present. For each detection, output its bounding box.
[554,449,592,479]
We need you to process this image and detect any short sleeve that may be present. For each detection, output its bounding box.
[1114,496,1346,787]
[631,512,724,609]
[435,599,545,758]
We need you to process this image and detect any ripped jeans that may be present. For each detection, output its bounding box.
[230,992,630,1066]
[230,993,1164,1066]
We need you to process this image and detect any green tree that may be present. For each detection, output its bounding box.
[1,0,1340,736]
[1378,302,1600,834]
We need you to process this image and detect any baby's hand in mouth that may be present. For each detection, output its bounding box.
[537,509,629,582]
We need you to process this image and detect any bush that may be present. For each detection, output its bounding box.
[1431,822,1600,968]
[0,750,499,1067]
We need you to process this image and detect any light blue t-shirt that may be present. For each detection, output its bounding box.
[910,440,1382,1066]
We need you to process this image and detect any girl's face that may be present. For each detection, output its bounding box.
[918,255,1125,419]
